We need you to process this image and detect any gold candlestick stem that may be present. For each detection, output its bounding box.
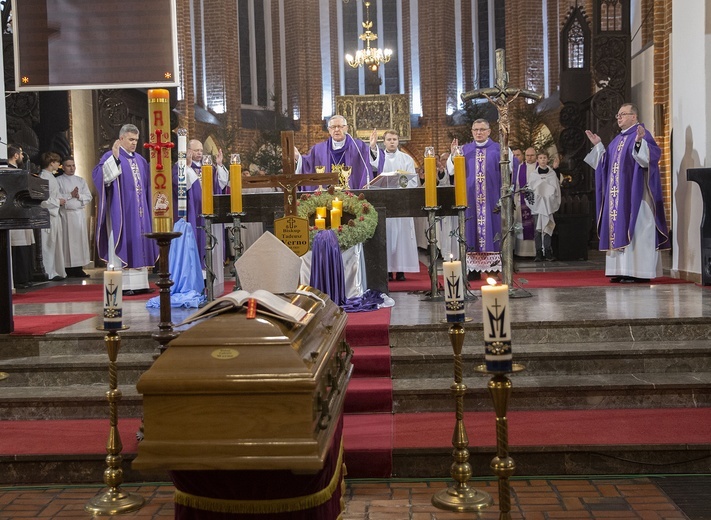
[432,323,492,512]
[85,330,145,515]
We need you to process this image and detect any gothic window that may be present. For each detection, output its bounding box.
[567,19,585,69]
[238,0,272,108]
[600,0,623,32]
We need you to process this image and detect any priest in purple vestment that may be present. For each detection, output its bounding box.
[447,119,512,274]
[585,103,669,283]
[92,124,158,271]
[295,115,377,190]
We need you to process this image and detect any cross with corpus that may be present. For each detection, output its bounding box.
[242,131,340,216]
[461,48,542,295]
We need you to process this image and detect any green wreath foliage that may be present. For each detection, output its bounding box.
[297,188,379,250]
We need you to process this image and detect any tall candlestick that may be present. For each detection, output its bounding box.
[443,255,465,322]
[424,147,437,207]
[229,154,242,213]
[481,279,512,372]
[146,89,174,233]
[453,146,467,207]
[202,155,214,215]
[103,266,122,330]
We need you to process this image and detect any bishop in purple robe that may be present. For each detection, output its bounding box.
[585,103,670,282]
[296,115,377,190]
[92,124,158,269]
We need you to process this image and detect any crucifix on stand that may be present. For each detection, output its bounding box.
[461,48,541,298]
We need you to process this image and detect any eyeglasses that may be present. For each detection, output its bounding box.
[472,128,490,133]
[615,112,633,119]
[328,125,347,130]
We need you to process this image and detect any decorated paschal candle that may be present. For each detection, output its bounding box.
[480,278,512,372]
[103,266,123,330]
[443,255,465,322]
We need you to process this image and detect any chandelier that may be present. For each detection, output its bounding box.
[345,1,392,72]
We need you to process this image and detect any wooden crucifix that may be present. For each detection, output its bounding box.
[242,131,340,216]
[461,48,542,295]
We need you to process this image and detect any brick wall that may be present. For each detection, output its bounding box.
[653,0,672,226]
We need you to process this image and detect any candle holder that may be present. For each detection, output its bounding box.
[201,213,217,302]
[432,323,493,512]
[144,231,181,356]
[474,363,525,520]
[453,204,478,300]
[422,205,443,301]
[85,327,145,516]
[228,212,245,291]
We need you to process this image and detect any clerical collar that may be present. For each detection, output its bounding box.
[620,124,637,135]
[332,137,347,150]
[120,146,134,157]
[475,139,490,147]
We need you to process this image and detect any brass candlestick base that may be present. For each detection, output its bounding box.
[422,206,443,301]
[474,363,525,520]
[86,329,144,515]
[432,323,493,512]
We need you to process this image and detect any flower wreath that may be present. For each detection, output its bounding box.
[297,187,379,250]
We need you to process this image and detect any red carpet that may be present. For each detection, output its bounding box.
[394,408,711,448]
[10,314,96,336]
[12,284,155,304]
[345,307,390,346]
[388,264,690,292]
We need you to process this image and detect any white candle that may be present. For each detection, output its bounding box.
[443,255,465,322]
[103,266,123,330]
[480,279,512,371]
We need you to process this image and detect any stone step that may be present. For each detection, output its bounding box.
[0,332,160,361]
[391,340,711,379]
[389,318,711,348]
[392,372,711,413]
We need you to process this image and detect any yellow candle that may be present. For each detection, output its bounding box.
[315,217,326,229]
[202,164,213,215]
[481,279,512,372]
[453,155,467,207]
[443,255,465,322]
[424,155,437,207]
[332,198,343,212]
[103,266,123,330]
[316,206,327,219]
[230,162,242,213]
[331,208,342,228]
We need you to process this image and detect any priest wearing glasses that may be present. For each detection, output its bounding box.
[295,115,377,189]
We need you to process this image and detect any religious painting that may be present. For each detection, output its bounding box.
[13,0,179,91]
[336,94,411,142]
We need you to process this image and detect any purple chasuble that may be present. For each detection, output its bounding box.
[301,135,373,189]
[172,163,206,268]
[515,163,535,240]
[594,124,669,251]
[92,149,158,269]
[462,140,502,253]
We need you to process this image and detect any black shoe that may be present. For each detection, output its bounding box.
[534,255,544,262]
[388,273,393,281]
[619,277,650,283]
[467,271,481,281]
[545,255,556,262]
[50,276,65,281]
[610,276,623,283]
[395,272,406,281]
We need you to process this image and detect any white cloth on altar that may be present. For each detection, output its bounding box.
[57,173,92,267]
[39,170,66,279]
[300,243,367,299]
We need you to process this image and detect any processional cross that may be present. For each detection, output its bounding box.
[461,48,541,294]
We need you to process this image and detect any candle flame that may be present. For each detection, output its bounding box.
[449,253,454,261]
[486,277,498,286]
[108,264,114,271]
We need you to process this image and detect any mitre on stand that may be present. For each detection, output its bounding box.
[235,231,302,293]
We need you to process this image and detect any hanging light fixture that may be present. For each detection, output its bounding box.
[345,1,392,72]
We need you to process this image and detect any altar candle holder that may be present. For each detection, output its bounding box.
[228,211,245,291]
[85,327,145,516]
[474,363,525,520]
[201,213,217,302]
[421,204,442,301]
[432,323,493,512]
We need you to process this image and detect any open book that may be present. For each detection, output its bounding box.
[179,289,314,326]
[364,170,418,189]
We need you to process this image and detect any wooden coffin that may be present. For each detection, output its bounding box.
[133,286,352,472]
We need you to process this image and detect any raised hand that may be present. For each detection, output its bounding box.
[111,140,121,159]
[636,125,646,142]
[585,130,601,146]
[369,128,378,151]
[216,148,224,166]
[450,138,459,155]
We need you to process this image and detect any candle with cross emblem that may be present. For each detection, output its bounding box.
[443,254,465,322]
[103,266,123,330]
[481,279,512,372]
[145,89,174,232]
[424,147,437,207]
[202,155,214,215]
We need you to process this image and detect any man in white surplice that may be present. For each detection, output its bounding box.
[370,130,419,281]
[57,156,92,278]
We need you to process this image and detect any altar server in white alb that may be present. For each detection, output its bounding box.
[57,156,93,278]
[370,129,419,281]
[527,151,561,262]
[38,152,66,280]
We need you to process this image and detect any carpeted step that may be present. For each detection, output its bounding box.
[344,377,393,414]
[343,413,393,478]
[351,346,391,378]
[345,308,390,347]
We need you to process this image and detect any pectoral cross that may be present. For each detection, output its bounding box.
[461,48,542,294]
[242,131,340,216]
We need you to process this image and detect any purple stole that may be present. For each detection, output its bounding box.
[172,163,206,268]
[301,135,373,189]
[594,124,669,250]
[515,163,535,240]
[462,140,502,252]
[92,149,158,269]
